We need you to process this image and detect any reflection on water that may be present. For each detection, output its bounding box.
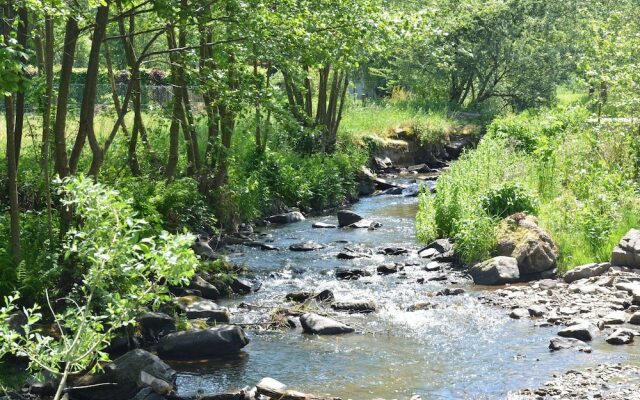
[176,192,640,399]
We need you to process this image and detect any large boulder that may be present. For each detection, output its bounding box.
[69,349,175,400]
[611,229,640,268]
[266,212,305,224]
[174,296,229,322]
[563,262,611,284]
[496,214,558,276]
[468,256,520,285]
[300,313,354,335]
[157,326,249,359]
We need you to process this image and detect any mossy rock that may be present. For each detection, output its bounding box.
[496,213,558,275]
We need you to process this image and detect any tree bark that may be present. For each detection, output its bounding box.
[70,4,109,177]
[41,13,55,239]
[2,1,21,265]
[13,7,28,166]
[53,17,79,179]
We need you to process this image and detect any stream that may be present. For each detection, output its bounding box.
[172,178,639,399]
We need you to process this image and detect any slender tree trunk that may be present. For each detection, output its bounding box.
[13,7,28,166]
[2,2,20,265]
[254,59,262,151]
[213,105,234,187]
[213,49,237,187]
[41,14,55,239]
[167,28,197,175]
[328,73,349,153]
[262,64,271,153]
[315,65,330,125]
[53,17,78,179]
[117,0,149,174]
[70,4,109,177]
[177,0,200,172]
[303,65,313,118]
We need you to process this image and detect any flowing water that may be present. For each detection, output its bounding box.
[173,180,640,399]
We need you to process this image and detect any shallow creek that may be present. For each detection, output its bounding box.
[173,181,640,399]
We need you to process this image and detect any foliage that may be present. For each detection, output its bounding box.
[479,183,538,219]
[0,176,198,397]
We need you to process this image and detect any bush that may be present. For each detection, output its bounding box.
[479,183,538,219]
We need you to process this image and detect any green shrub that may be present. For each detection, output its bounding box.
[479,183,538,219]
[453,217,497,265]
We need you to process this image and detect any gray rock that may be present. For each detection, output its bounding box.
[558,322,598,342]
[335,268,371,280]
[611,229,640,268]
[266,212,305,224]
[157,326,249,359]
[174,296,229,322]
[510,308,528,319]
[602,311,627,325]
[406,302,435,312]
[496,214,558,275]
[377,263,402,275]
[549,337,592,352]
[300,313,354,335]
[423,262,441,272]
[336,249,369,259]
[418,239,455,262]
[563,262,611,284]
[331,301,376,314]
[314,289,335,302]
[337,210,363,227]
[231,278,260,294]
[289,241,324,252]
[528,305,546,317]
[436,288,465,296]
[188,275,220,300]
[629,312,640,325]
[285,292,313,303]
[378,247,409,256]
[606,328,636,345]
[469,256,520,285]
[70,349,175,400]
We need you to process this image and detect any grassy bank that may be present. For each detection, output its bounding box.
[417,105,640,271]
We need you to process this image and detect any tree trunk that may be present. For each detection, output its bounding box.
[70,4,109,177]
[53,17,78,179]
[213,104,234,187]
[178,0,200,172]
[117,0,149,174]
[303,65,313,118]
[41,13,55,239]
[2,2,21,265]
[13,7,28,166]
[315,65,330,125]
